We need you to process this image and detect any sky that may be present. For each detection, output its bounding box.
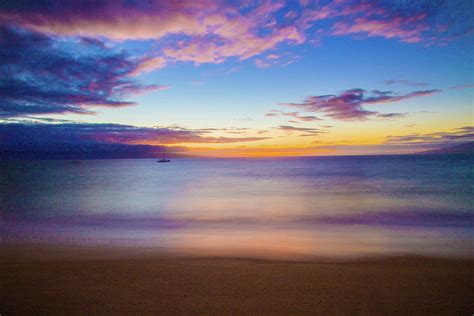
[1,0,473,157]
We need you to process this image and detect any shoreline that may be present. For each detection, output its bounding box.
[2,245,473,314]
[3,242,474,263]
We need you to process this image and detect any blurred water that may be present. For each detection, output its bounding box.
[2,155,473,259]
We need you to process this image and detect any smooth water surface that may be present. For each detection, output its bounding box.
[2,155,473,259]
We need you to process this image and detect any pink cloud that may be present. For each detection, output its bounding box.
[130,57,167,76]
[116,84,170,97]
[0,1,216,40]
[166,25,303,64]
[332,14,428,43]
[266,54,280,60]
[254,53,299,68]
[284,11,298,20]
[255,59,271,68]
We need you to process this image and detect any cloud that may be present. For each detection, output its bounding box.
[385,126,474,146]
[382,79,429,87]
[0,1,304,64]
[130,56,168,76]
[0,1,216,40]
[0,122,184,159]
[265,110,321,122]
[331,13,428,43]
[265,112,279,117]
[282,88,439,120]
[297,115,321,122]
[1,0,467,71]
[254,53,299,68]
[232,117,254,122]
[276,125,323,136]
[376,113,407,119]
[162,25,303,64]
[298,0,429,43]
[254,58,271,68]
[0,122,269,146]
[301,0,473,45]
[449,84,474,90]
[0,25,166,118]
[308,126,474,155]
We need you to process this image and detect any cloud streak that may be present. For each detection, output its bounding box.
[276,125,323,137]
[282,88,439,120]
[331,13,428,43]
[266,110,321,122]
[449,84,474,90]
[385,126,474,146]
[382,79,429,87]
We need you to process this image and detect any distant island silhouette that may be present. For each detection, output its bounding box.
[419,142,474,155]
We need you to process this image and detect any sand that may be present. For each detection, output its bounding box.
[2,246,473,315]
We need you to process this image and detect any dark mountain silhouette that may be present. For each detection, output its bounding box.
[0,142,191,160]
[418,142,474,155]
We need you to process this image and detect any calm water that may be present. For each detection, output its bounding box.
[2,155,473,259]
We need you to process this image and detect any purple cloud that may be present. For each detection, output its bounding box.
[376,113,407,119]
[266,110,321,122]
[0,25,167,117]
[275,125,323,137]
[299,0,474,45]
[449,84,474,90]
[382,79,429,87]
[282,88,439,120]
[385,126,474,145]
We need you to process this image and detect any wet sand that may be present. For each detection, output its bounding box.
[2,246,473,315]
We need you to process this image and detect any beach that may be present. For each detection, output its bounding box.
[2,247,473,315]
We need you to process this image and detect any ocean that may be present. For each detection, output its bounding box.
[2,155,473,259]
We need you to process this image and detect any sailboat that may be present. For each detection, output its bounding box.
[157,149,170,163]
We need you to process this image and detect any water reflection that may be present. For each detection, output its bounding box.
[2,155,473,259]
